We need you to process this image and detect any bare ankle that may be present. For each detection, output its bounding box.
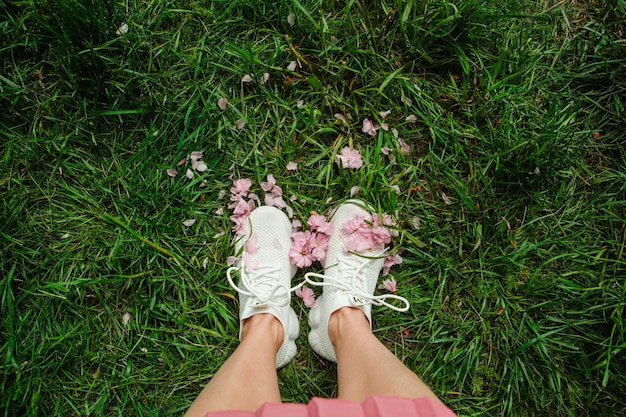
[328,307,370,345]
[241,314,284,351]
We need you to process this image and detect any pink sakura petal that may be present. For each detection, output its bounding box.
[350,185,360,197]
[392,128,399,139]
[391,185,401,195]
[186,168,194,179]
[273,238,283,250]
[231,178,252,195]
[217,97,227,110]
[213,231,226,239]
[244,232,259,255]
[291,219,302,232]
[309,232,329,261]
[377,277,398,292]
[248,192,262,207]
[285,204,294,218]
[361,118,378,136]
[326,196,333,204]
[202,257,209,269]
[195,161,208,172]
[286,161,298,171]
[335,147,363,169]
[218,190,227,200]
[342,213,367,234]
[235,118,246,130]
[296,100,305,108]
[233,198,252,216]
[264,194,286,209]
[260,72,270,84]
[182,219,196,227]
[166,169,178,177]
[261,174,277,192]
[287,61,297,71]
[381,147,392,155]
[190,151,203,161]
[398,138,410,156]
[226,255,239,266]
[242,252,259,271]
[241,74,253,83]
[289,194,298,202]
[334,113,347,123]
[215,208,224,215]
[295,285,316,308]
[379,110,391,118]
[405,114,418,123]
[307,214,334,235]
[402,96,413,106]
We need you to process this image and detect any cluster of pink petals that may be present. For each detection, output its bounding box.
[342,213,397,253]
[289,230,328,268]
[288,213,334,268]
[336,147,363,169]
[229,178,256,236]
[262,174,294,217]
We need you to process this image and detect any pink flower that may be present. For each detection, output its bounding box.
[291,219,302,233]
[307,214,334,235]
[231,178,252,196]
[378,277,398,293]
[289,232,314,268]
[309,232,329,261]
[336,147,363,169]
[295,285,316,307]
[341,213,397,253]
[286,161,298,171]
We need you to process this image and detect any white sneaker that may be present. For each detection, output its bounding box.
[304,200,410,362]
[226,206,299,368]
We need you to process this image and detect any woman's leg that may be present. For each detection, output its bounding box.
[184,313,283,416]
[329,307,441,404]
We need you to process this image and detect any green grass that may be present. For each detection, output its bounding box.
[1,0,625,415]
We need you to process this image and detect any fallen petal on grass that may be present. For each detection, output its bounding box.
[182,219,196,226]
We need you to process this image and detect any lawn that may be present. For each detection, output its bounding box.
[1,0,625,415]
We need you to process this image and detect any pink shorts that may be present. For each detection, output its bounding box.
[204,396,456,417]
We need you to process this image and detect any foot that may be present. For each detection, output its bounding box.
[305,200,410,362]
[226,206,299,368]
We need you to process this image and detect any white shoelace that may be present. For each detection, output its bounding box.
[226,264,303,308]
[303,255,410,312]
